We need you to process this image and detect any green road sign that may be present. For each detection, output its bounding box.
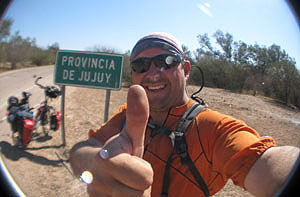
[54,50,124,90]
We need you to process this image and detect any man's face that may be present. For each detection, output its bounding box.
[131,48,190,112]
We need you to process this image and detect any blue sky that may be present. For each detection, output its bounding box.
[4,0,300,69]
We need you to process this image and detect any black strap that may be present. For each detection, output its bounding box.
[158,103,209,197]
[174,103,206,162]
[161,151,174,197]
[176,103,206,138]
[176,103,209,196]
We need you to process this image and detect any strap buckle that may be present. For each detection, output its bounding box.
[175,135,189,163]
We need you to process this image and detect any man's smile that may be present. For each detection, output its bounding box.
[146,84,166,91]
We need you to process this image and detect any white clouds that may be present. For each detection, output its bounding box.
[197,2,213,17]
[204,2,210,8]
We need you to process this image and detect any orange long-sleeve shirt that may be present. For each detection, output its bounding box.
[89,99,276,196]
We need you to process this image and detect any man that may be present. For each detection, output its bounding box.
[69,32,300,197]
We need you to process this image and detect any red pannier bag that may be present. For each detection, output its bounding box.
[23,119,34,146]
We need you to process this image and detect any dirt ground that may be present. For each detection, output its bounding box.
[1,85,300,196]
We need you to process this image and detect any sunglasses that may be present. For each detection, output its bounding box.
[130,53,184,73]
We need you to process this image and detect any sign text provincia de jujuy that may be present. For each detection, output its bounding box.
[54,50,124,90]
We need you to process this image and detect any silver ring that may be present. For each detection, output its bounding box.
[99,148,109,159]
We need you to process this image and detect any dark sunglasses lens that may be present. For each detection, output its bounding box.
[153,54,181,70]
[131,54,183,73]
[131,58,150,73]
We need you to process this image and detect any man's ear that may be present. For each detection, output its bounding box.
[183,60,191,79]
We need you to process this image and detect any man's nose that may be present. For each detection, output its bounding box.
[145,62,161,81]
[147,62,160,74]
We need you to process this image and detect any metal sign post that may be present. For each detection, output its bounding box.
[54,50,124,146]
[60,85,66,146]
[104,89,111,122]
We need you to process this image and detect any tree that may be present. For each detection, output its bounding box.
[213,30,233,62]
[30,46,49,66]
[196,33,221,58]
[195,30,300,109]
[47,42,59,51]
[182,45,194,64]
[0,18,13,63]
[5,31,34,69]
[233,41,249,65]
[46,42,60,64]
[195,30,250,91]
[0,18,12,41]
[0,17,62,69]
[196,30,236,62]
[122,50,132,87]
[87,45,120,54]
[266,60,299,105]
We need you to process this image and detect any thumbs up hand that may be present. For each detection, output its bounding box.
[100,84,149,158]
[86,85,152,197]
[123,84,149,157]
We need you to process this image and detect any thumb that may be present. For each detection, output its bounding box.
[124,84,149,157]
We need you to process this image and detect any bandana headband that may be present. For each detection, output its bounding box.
[130,34,184,61]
